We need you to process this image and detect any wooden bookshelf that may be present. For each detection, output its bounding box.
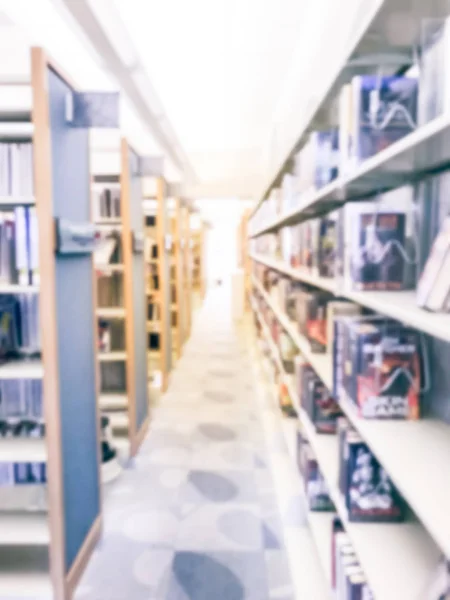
[142,171,171,392]
[182,205,193,340]
[0,47,105,599]
[91,137,150,466]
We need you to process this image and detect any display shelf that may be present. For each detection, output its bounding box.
[0,84,32,119]
[0,513,49,545]
[251,0,450,219]
[299,406,440,600]
[252,275,333,388]
[0,283,39,294]
[252,275,444,598]
[105,411,129,431]
[0,121,33,139]
[98,351,127,362]
[0,197,35,207]
[339,390,450,558]
[95,264,124,274]
[99,393,128,411]
[95,307,126,319]
[251,253,450,344]
[253,312,332,599]
[253,270,450,555]
[0,437,47,462]
[0,47,106,599]
[307,511,334,588]
[0,546,52,597]
[95,217,122,225]
[92,138,150,461]
[0,359,44,380]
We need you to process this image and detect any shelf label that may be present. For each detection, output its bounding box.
[55,218,96,255]
[66,92,119,128]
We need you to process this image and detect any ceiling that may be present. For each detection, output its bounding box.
[108,0,309,197]
[0,0,319,198]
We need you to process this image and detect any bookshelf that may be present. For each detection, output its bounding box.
[92,137,150,469]
[247,5,450,598]
[171,197,184,361]
[0,47,108,599]
[142,170,172,393]
[181,203,193,343]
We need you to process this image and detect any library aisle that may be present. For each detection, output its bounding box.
[75,284,300,600]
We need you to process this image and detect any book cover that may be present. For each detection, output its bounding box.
[350,212,407,291]
[352,75,418,163]
[345,439,404,522]
[296,289,330,352]
[318,216,337,278]
[350,319,421,419]
[304,445,335,511]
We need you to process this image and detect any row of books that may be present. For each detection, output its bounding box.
[94,231,122,269]
[333,518,374,599]
[251,13,450,236]
[0,462,46,486]
[0,143,34,197]
[0,207,39,286]
[297,418,404,523]
[0,379,42,419]
[251,72,418,231]
[0,294,40,359]
[333,316,422,420]
[257,267,426,421]
[98,274,123,308]
[93,187,121,221]
[98,319,124,353]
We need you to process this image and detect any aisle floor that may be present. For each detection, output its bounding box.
[76,286,296,600]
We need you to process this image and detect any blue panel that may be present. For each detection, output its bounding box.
[48,68,100,571]
[72,92,119,128]
[129,148,149,430]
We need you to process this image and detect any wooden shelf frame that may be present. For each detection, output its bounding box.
[91,138,150,461]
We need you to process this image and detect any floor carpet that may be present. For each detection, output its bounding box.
[75,285,295,600]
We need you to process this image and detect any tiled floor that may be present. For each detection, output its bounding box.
[76,285,296,600]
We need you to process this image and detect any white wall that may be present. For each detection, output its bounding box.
[195,198,252,288]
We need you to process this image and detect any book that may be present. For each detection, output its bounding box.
[303,442,335,511]
[350,212,407,291]
[318,215,337,278]
[417,217,450,311]
[338,317,421,419]
[296,289,331,352]
[0,143,34,197]
[326,301,361,355]
[343,434,404,522]
[350,75,418,166]
[300,365,342,433]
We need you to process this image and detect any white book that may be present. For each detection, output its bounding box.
[14,206,29,285]
[417,217,450,310]
[94,236,117,267]
[29,207,39,286]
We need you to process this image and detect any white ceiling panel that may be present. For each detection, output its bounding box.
[112,0,306,155]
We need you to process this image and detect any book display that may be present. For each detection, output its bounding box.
[91,135,150,473]
[0,46,119,599]
[247,5,450,599]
